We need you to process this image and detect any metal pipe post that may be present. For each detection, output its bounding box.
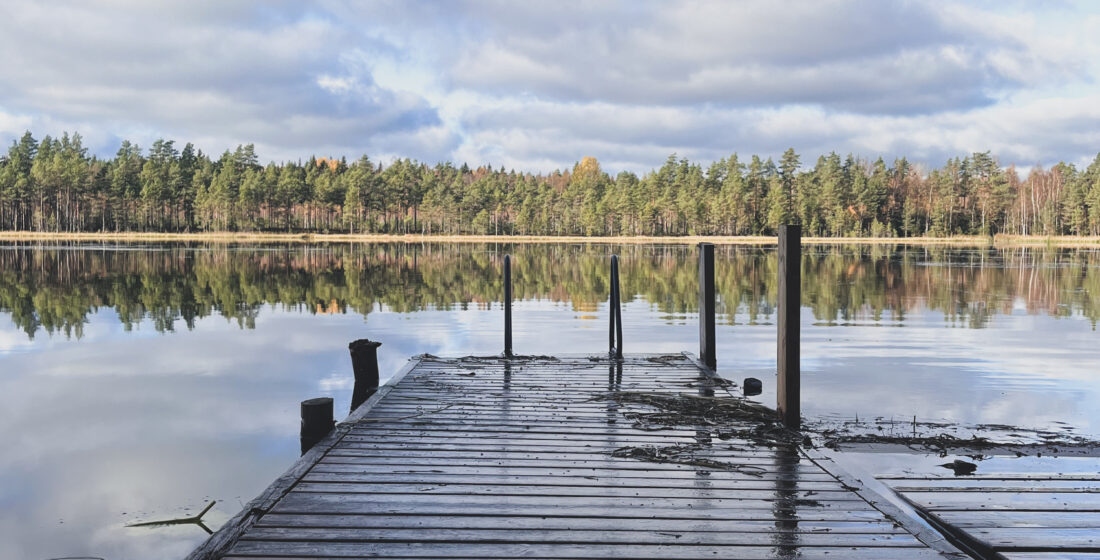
[504,254,513,357]
[609,255,623,359]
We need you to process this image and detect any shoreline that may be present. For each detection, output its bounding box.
[0,231,1095,246]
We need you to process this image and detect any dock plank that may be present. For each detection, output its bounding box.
[224,542,949,559]
[253,513,910,533]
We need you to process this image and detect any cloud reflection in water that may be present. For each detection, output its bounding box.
[1,242,1099,559]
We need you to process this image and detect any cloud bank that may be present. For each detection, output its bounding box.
[0,0,1098,173]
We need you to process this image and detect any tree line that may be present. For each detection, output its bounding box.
[3,242,1097,339]
[2,131,1100,236]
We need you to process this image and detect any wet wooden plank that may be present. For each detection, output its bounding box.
[224,542,948,559]
[889,479,1100,492]
[310,457,831,475]
[1001,554,1100,560]
[253,513,910,533]
[883,475,1100,481]
[314,455,822,471]
[239,527,922,546]
[936,511,1100,528]
[341,424,723,436]
[271,491,879,511]
[970,527,1100,549]
[906,491,1100,511]
[320,449,811,464]
[289,481,864,500]
[330,440,803,455]
[301,471,848,489]
[267,499,892,521]
[337,434,773,447]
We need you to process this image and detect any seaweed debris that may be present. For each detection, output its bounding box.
[611,444,768,476]
[645,355,687,364]
[599,390,1100,461]
[809,416,1100,456]
[603,391,775,424]
[598,390,806,472]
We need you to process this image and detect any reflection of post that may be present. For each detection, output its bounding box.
[698,243,716,370]
[606,360,622,426]
[772,443,802,555]
[501,360,512,419]
[777,225,800,429]
[349,339,382,412]
[300,397,334,455]
[697,370,716,399]
[504,254,513,357]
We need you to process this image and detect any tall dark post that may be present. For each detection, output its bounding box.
[777,225,801,429]
[609,255,623,360]
[698,242,716,370]
[348,339,382,412]
[300,397,334,455]
[504,254,513,357]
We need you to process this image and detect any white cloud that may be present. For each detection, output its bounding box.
[1,0,1099,172]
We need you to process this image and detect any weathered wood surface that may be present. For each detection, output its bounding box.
[196,355,961,559]
[885,474,1100,556]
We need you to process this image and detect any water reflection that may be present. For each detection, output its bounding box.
[1,242,1100,560]
[772,444,801,558]
[3,243,1100,340]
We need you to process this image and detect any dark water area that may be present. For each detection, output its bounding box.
[2,241,1100,559]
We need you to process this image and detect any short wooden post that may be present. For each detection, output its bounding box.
[348,339,382,412]
[698,242,716,370]
[777,225,801,429]
[300,397,334,455]
[504,254,513,357]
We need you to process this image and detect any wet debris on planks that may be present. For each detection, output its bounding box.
[598,391,805,448]
[611,444,768,477]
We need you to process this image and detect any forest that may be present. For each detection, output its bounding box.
[2,243,1097,339]
[2,131,1100,237]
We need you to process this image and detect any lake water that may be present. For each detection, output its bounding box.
[2,241,1100,559]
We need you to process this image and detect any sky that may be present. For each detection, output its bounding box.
[1,0,1099,174]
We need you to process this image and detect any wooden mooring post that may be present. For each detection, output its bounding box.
[299,397,333,455]
[608,255,623,360]
[777,225,801,429]
[698,242,716,370]
[504,254,513,357]
[348,339,381,412]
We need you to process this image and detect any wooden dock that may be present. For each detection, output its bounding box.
[188,354,965,559]
[884,474,1100,559]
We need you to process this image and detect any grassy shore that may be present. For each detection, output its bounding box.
[1,230,1089,246]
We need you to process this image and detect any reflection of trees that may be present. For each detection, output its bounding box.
[1,243,1098,339]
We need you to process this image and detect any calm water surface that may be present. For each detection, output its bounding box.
[2,242,1100,559]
